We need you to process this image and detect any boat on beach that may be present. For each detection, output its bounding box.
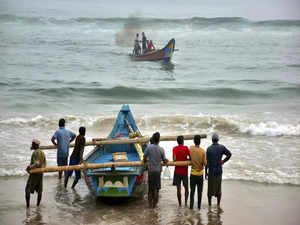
[130,39,175,62]
[83,105,148,198]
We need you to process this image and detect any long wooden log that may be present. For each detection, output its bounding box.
[39,134,207,150]
[29,160,192,174]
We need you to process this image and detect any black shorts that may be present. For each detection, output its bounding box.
[148,171,161,191]
[173,174,188,186]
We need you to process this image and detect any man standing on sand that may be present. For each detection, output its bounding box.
[205,133,232,207]
[25,139,46,208]
[143,132,168,208]
[64,126,86,189]
[189,135,207,209]
[51,118,76,179]
[173,135,190,207]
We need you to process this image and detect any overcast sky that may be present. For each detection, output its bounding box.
[1,0,300,20]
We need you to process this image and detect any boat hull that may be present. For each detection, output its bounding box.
[130,38,175,61]
[83,105,148,198]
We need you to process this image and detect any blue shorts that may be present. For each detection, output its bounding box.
[67,157,81,179]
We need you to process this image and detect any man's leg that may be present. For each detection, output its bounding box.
[176,185,182,206]
[197,176,203,209]
[184,183,189,207]
[190,176,196,209]
[37,192,42,206]
[64,174,69,188]
[153,189,159,208]
[25,190,30,208]
[72,178,79,189]
[217,193,222,206]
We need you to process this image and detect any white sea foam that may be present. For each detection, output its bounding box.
[239,121,300,136]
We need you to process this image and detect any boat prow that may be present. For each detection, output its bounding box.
[83,105,148,198]
[130,38,175,62]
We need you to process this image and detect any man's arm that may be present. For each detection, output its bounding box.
[221,147,232,165]
[70,133,76,143]
[161,148,168,164]
[51,136,57,146]
[173,147,176,161]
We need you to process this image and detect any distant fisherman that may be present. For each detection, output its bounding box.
[25,139,46,208]
[51,118,76,179]
[64,126,86,189]
[205,133,232,206]
[143,132,168,208]
[133,33,141,56]
[141,32,147,54]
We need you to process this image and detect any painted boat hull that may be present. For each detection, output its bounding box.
[130,39,175,61]
[83,105,148,198]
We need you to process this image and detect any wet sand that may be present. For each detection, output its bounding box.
[0,176,299,225]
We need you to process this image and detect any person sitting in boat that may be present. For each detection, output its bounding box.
[133,33,141,56]
[141,32,147,54]
[147,40,155,52]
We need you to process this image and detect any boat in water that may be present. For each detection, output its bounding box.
[130,39,175,62]
[83,105,148,198]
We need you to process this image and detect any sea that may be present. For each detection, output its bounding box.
[0,0,300,224]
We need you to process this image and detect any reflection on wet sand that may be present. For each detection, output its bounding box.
[23,178,224,225]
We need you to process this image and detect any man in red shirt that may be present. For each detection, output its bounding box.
[173,135,190,207]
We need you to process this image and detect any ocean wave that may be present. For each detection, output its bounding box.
[1,14,299,30]
[12,85,300,105]
[1,114,299,137]
[16,86,273,102]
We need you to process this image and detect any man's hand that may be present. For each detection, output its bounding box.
[26,166,31,173]
[205,173,208,180]
[220,160,224,166]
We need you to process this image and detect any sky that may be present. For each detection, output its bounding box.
[0,0,300,20]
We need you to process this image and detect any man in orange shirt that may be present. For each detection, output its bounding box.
[173,135,190,207]
[189,135,207,209]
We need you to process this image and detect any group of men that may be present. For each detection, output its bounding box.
[133,32,156,56]
[25,118,231,210]
[143,132,232,209]
[25,118,86,207]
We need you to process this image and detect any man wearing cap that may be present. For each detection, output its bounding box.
[205,133,231,206]
[25,139,46,208]
[51,118,76,179]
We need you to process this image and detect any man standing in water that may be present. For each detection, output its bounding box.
[205,133,232,206]
[143,132,168,208]
[51,118,76,179]
[25,139,46,208]
[173,135,190,207]
[64,126,86,189]
[189,135,207,209]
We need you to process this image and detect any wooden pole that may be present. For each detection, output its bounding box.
[39,134,207,150]
[29,160,191,174]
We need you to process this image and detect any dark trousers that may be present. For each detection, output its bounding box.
[190,175,203,209]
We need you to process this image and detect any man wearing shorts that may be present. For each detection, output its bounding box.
[173,135,190,207]
[51,118,76,179]
[64,126,86,189]
[143,132,168,208]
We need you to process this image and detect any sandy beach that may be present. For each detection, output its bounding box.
[1,176,299,225]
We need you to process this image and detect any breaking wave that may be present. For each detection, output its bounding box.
[1,114,299,137]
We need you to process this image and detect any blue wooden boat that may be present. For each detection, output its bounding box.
[83,105,148,197]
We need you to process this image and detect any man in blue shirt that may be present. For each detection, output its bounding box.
[143,132,168,208]
[51,118,76,179]
[205,133,231,206]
